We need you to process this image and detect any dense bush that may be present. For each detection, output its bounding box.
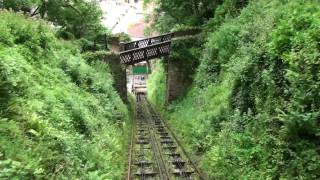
[148,0,320,178]
[0,12,128,179]
[1,0,36,13]
[147,36,203,106]
[1,0,109,51]
[144,0,224,33]
[147,61,167,110]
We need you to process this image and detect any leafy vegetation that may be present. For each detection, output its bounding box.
[0,11,128,179]
[1,0,108,51]
[1,0,319,178]
[144,0,248,33]
[147,61,166,110]
[147,0,320,178]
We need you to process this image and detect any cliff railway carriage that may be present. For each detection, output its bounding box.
[132,62,150,99]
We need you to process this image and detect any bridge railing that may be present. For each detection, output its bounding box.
[120,33,173,51]
[118,29,202,65]
[120,41,171,65]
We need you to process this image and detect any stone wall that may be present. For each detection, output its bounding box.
[105,53,128,103]
[166,58,193,103]
[165,36,202,103]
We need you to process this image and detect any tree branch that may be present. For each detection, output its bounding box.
[31,6,40,16]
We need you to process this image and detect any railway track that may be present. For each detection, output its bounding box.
[127,94,205,180]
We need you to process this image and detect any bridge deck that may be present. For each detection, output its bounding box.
[119,29,201,65]
[119,33,173,65]
[120,41,171,65]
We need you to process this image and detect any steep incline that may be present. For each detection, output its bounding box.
[147,0,320,179]
[0,12,129,179]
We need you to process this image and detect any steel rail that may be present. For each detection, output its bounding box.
[146,99,206,180]
[127,117,135,180]
[128,95,205,179]
[140,97,169,180]
[148,104,190,178]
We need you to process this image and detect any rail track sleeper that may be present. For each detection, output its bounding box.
[128,95,204,180]
[172,170,194,177]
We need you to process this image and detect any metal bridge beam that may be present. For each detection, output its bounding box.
[120,41,172,65]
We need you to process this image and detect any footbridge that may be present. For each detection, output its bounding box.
[106,29,201,103]
[119,29,201,65]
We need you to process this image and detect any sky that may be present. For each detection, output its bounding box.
[99,0,146,39]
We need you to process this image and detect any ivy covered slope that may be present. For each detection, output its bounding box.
[0,12,128,179]
[148,0,320,178]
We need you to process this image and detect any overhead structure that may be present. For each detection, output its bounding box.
[119,33,173,65]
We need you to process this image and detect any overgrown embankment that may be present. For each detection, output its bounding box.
[0,12,129,179]
[148,0,320,178]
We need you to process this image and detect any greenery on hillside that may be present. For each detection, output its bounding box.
[1,0,108,51]
[0,12,128,179]
[147,61,166,110]
[1,0,319,179]
[147,0,320,178]
[145,0,247,33]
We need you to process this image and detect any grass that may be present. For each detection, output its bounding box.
[147,0,320,178]
[0,11,129,179]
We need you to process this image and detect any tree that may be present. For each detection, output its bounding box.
[145,0,223,32]
[145,0,248,33]
[1,0,38,13]
[2,0,105,40]
[35,0,105,39]
[2,0,107,50]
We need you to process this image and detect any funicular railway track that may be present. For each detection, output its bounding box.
[127,94,205,180]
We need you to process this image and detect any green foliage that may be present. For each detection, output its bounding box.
[42,0,105,38]
[0,12,128,179]
[1,0,38,13]
[147,36,203,110]
[1,0,108,51]
[170,36,203,77]
[204,0,248,32]
[148,0,320,178]
[196,21,241,87]
[145,0,223,32]
[147,61,167,111]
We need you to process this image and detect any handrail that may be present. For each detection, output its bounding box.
[120,40,171,54]
[120,41,172,65]
[120,32,173,46]
[120,33,173,51]
[118,28,202,65]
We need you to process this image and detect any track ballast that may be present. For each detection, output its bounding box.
[127,94,204,180]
